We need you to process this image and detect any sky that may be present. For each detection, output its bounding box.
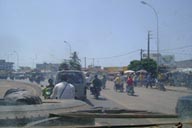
[0,0,192,68]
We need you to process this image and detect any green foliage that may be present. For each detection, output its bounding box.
[59,51,81,71]
[128,60,142,71]
[69,52,81,70]
[59,62,70,71]
[141,59,157,74]
[128,59,157,75]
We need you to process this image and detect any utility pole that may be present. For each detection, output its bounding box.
[140,49,144,60]
[84,57,86,69]
[148,31,152,60]
[93,58,95,67]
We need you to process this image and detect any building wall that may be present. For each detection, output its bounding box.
[176,60,192,68]
[143,53,176,68]
[36,63,59,72]
[0,60,14,71]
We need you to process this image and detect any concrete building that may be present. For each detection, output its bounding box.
[143,53,176,68]
[36,63,59,72]
[176,60,192,68]
[0,60,14,71]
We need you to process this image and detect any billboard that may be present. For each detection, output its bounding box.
[160,55,176,67]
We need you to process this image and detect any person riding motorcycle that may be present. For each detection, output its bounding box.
[42,79,54,99]
[114,72,124,92]
[126,76,134,96]
[90,74,102,98]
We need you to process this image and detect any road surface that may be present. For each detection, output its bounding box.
[0,79,191,126]
[3,79,191,114]
[87,81,191,114]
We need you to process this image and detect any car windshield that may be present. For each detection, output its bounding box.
[0,0,192,127]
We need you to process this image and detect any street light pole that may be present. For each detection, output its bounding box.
[64,41,72,56]
[141,1,159,74]
[13,51,19,71]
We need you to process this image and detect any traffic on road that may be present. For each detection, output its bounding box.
[0,0,192,127]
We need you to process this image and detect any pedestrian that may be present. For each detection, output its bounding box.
[119,71,125,92]
[102,75,107,89]
[133,74,137,87]
[146,73,152,88]
[139,73,144,87]
[50,74,75,99]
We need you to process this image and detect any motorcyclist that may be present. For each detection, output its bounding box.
[114,74,121,91]
[91,74,102,97]
[114,72,124,92]
[126,76,134,95]
[42,79,54,99]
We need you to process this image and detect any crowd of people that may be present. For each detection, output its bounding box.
[113,71,170,94]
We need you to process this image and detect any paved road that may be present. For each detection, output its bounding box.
[87,81,191,114]
[5,79,191,115]
[2,79,191,115]
[0,79,191,126]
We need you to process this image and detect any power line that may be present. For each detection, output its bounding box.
[161,51,192,56]
[87,49,140,60]
[160,45,192,51]
[149,45,192,52]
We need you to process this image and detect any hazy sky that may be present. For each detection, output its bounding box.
[0,0,192,68]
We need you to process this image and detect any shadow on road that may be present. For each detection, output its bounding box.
[83,98,94,106]
[96,97,107,100]
[102,88,110,90]
[129,94,139,97]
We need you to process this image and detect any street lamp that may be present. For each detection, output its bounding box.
[7,53,13,62]
[64,41,72,55]
[141,1,159,73]
[13,51,19,71]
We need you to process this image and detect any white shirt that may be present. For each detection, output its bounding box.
[51,82,75,99]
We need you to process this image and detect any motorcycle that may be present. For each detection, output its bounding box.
[90,86,101,99]
[42,87,53,99]
[114,84,124,92]
[126,86,134,96]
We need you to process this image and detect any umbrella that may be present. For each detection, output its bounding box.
[136,69,147,73]
[124,70,135,74]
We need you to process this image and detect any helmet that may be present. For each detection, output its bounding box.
[48,79,53,83]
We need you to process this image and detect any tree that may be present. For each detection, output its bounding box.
[128,60,142,71]
[58,62,70,71]
[69,52,81,70]
[128,59,157,76]
[59,51,82,71]
[141,59,157,75]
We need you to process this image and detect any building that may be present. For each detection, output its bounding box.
[18,66,32,73]
[143,53,176,68]
[103,67,123,73]
[36,63,59,72]
[0,60,14,71]
[176,60,192,68]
